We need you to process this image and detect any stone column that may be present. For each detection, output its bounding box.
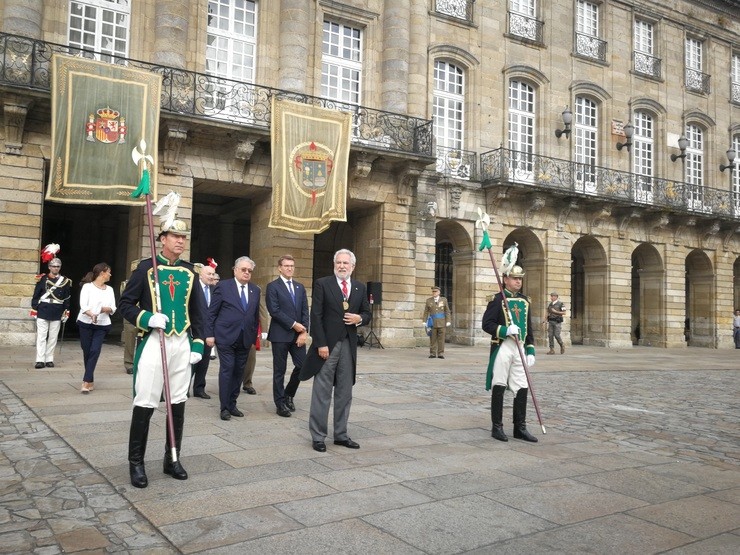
[2,0,43,37]
[407,1,430,118]
[381,0,410,114]
[153,1,188,68]
[278,0,310,92]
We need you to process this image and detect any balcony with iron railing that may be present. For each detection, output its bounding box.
[434,0,475,23]
[685,67,711,95]
[633,51,662,80]
[436,146,477,181]
[574,32,608,63]
[0,32,433,158]
[731,81,740,104]
[507,11,545,44]
[479,148,740,222]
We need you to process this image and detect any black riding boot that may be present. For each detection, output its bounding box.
[490,385,508,442]
[163,402,188,480]
[513,388,538,442]
[129,406,154,488]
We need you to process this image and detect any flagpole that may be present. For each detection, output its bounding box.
[133,142,178,464]
[477,217,546,434]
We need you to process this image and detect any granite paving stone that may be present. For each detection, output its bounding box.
[1,344,738,554]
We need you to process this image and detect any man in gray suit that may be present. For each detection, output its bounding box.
[300,249,372,452]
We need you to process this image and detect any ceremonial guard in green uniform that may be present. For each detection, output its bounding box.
[119,219,205,488]
[482,265,538,443]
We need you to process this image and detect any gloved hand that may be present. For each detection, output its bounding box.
[446,322,451,327]
[261,332,267,340]
[422,321,427,327]
[506,324,520,337]
[526,354,535,367]
[189,352,202,365]
[61,310,70,323]
[148,312,169,329]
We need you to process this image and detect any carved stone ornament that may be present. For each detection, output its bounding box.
[449,185,462,212]
[162,124,189,175]
[350,152,378,178]
[618,209,640,239]
[557,199,579,231]
[393,162,423,205]
[4,101,31,155]
[524,194,546,221]
[673,217,696,246]
[589,206,612,231]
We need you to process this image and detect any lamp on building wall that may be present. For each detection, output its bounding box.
[719,148,737,172]
[616,122,634,152]
[554,107,573,139]
[670,135,689,162]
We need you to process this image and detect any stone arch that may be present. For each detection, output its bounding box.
[569,81,612,103]
[629,97,667,116]
[502,227,546,345]
[435,219,475,344]
[685,249,715,347]
[631,243,665,347]
[571,235,609,346]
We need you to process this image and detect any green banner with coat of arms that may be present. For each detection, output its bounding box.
[270,97,351,233]
[47,54,161,205]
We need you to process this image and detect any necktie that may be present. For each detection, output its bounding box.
[240,285,248,310]
[341,280,348,299]
[287,280,296,304]
[204,284,210,306]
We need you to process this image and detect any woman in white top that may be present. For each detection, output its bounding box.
[76,263,116,393]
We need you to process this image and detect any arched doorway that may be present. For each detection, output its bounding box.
[571,236,608,346]
[435,220,474,343]
[685,249,715,347]
[502,228,545,346]
[631,243,665,347]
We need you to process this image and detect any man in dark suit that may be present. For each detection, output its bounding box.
[266,255,309,417]
[300,249,372,452]
[191,259,217,399]
[205,256,260,421]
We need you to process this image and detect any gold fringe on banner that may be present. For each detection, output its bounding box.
[270,98,351,233]
[48,53,161,205]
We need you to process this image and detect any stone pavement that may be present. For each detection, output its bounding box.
[1,342,738,554]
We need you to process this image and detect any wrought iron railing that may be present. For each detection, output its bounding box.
[434,0,475,22]
[480,148,740,221]
[0,32,433,157]
[508,11,544,44]
[633,51,661,79]
[436,146,477,180]
[685,68,711,94]
[574,32,607,62]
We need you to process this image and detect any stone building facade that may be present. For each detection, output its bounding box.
[1,0,739,349]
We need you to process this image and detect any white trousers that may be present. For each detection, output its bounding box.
[491,337,528,394]
[134,332,191,408]
[36,319,61,363]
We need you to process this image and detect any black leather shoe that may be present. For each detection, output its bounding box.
[285,396,296,412]
[437,355,445,359]
[312,441,326,452]
[163,459,188,480]
[129,463,148,488]
[34,362,45,369]
[229,408,244,417]
[209,354,216,360]
[513,425,538,442]
[491,425,508,442]
[45,362,55,368]
[243,387,256,395]
[276,405,291,418]
[220,410,231,421]
[193,391,211,399]
[334,438,360,449]
[428,355,436,358]
[125,367,133,375]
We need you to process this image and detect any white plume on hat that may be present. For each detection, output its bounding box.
[501,242,519,276]
[152,191,181,233]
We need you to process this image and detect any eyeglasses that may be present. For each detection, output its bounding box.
[237,267,253,273]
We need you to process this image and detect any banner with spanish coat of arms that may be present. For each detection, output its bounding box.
[270,98,351,233]
[48,54,161,205]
